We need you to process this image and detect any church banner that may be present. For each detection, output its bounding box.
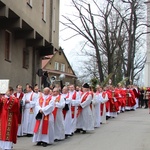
[0,79,9,94]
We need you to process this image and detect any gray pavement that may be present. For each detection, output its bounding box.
[14,108,150,150]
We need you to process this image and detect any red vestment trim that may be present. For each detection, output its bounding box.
[76,92,91,117]
[100,92,106,116]
[52,95,61,120]
[0,96,19,144]
[34,95,52,134]
[71,91,77,118]
[29,92,34,113]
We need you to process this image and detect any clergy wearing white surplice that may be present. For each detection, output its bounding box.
[14,85,24,137]
[69,85,81,134]
[76,83,94,134]
[22,84,38,136]
[52,87,65,141]
[33,87,54,147]
[92,85,101,128]
[61,86,72,137]
[99,88,109,124]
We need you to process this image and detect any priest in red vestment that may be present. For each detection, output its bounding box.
[0,87,19,150]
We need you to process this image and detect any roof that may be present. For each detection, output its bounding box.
[41,50,77,77]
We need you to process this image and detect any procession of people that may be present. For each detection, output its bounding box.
[0,82,149,150]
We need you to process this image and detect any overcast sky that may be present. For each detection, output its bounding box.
[59,0,85,74]
[59,0,146,85]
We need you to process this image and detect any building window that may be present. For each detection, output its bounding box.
[27,0,32,7]
[5,30,11,62]
[23,48,29,69]
[42,0,46,22]
[60,64,65,72]
[54,62,59,70]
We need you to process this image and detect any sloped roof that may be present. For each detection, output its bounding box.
[41,50,77,77]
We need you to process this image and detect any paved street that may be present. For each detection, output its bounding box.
[14,108,150,150]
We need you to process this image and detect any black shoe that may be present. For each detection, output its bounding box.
[42,142,47,147]
[82,130,86,134]
[71,132,74,136]
[36,142,42,146]
[27,134,33,137]
[54,139,58,142]
[75,129,81,133]
[106,116,109,120]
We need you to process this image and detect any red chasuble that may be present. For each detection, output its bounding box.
[109,90,120,112]
[126,89,136,107]
[0,96,19,144]
[34,95,52,134]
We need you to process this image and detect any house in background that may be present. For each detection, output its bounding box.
[0,0,60,88]
[42,49,77,87]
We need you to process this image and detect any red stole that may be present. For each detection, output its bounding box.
[52,95,61,120]
[100,92,106,116]
[29,92,34,113]
[71,91,77,118]
[62,93,69,119]
[76,92,91,117]
[34,95,52,134]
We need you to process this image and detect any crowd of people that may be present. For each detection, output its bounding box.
[0,82,149,150]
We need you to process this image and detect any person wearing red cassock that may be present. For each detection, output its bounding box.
[132,85,140,110]
[109,86,120,118]
[125,86,136,111]
[14,85,24,137]
[0,87,19,150]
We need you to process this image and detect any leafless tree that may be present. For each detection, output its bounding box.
[61,0,148,84]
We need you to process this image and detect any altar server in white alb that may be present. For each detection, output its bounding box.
[22,84,38,136]
[69,85,81,134]
[61,86,72,137]
[14,85,24,137]
[76,83,94,134]
[99,87,109,124]
[52,87,65,141]
[92,85,101,128]
[33,87,54,147]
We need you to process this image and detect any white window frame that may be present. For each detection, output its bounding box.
[54,62,59,70]
[60,64,65,72]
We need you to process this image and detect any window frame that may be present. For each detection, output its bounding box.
[4,30,11,62]
[22,48,29,69]
[60,63,65,72]
[54,62,59,70]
